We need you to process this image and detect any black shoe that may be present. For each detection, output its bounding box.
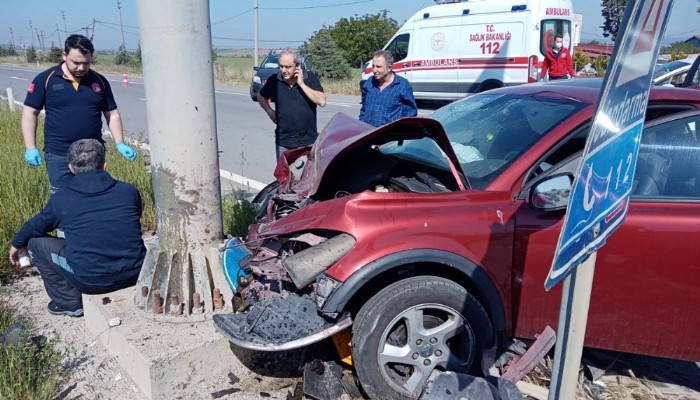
[48,301,84,317]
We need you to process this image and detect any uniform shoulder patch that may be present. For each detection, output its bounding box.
[28,83,35,93]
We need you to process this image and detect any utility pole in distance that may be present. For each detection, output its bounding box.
[117,0,126,49]
[9,28,15,49]
[35,28,42,50]
[29,21,35,48]
[62,11,68,37]
[254,0,259,67]
[56,24,62,46]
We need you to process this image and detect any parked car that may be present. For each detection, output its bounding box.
[682,55,700,89]
[652,57,696,86]
[249,49,312,101]
[215,79,700,399]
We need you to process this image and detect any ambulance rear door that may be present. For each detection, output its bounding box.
[458,11,527,93]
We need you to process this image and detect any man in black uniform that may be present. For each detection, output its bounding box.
[21,34,137,193]
[257,49,327,160]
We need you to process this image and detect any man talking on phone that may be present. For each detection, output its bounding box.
[257,49,327,160]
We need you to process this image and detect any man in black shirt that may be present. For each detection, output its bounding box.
[257,49,327,160]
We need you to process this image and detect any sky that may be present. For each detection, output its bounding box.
[1,0,698,51]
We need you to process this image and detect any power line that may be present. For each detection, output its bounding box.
[212,8,253,25]
[212,0,377,27]
[211,35,300,43]
[260,0,376,10]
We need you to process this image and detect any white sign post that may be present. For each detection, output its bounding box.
[546,1,674,398]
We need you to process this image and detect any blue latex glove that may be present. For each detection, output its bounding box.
[116,142,137,161]
[24,148,42,166]
[538,78,544,83]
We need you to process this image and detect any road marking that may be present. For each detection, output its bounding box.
[11,76,28,81]
[139,98,146,101]
[327,102,355,108]
[215,90,246,96]
[219,169,267,191]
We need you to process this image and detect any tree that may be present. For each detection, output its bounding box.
[592,55,609,77]
[660,41,700,56]
[47,46,62,63]
[114,44,132,66]
[26,46,38,63]
[573,51,591,72]
[135,42,142,66]
[327,10,399,67]
[601,0,627,41]
[301,28,351,80]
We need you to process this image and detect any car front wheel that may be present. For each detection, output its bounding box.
[352,276,494,400]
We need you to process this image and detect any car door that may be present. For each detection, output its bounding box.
[512,111,700,361]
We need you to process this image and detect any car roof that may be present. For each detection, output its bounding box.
[484,78,700,104]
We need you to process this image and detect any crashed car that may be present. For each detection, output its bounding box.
[214,79,700,399]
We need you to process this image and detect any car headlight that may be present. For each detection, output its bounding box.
[252,76,261,84]
[282,233,356,289]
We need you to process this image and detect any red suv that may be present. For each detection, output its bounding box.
[214,79,700,399]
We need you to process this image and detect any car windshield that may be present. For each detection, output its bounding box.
[653,60,691,79]
[426,93,589,189]
[260,55,279,69]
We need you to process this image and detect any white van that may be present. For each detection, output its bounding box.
[361,0,576,100]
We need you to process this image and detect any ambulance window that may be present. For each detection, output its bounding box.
[386,33,410,62]
[540,20,572,56]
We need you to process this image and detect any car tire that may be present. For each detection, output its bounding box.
[352,276,494,400]
[252,181,279,219]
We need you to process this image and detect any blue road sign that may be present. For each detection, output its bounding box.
[545,0,674,290]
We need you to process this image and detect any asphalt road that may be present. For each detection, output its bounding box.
[0,65,433,188]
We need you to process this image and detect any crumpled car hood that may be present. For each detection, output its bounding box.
[274,112,468,198]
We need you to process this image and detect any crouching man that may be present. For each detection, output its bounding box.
[8,138,146,317]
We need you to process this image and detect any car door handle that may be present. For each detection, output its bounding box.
[403,62,409,68]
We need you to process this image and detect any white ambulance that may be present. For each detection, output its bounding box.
[361,0,576,100]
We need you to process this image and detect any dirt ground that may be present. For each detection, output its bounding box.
[6,271,700,400]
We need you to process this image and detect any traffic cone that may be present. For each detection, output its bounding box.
[121,72,129,87]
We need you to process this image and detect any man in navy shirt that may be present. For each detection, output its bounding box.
[22,34,137,193]
[9,139,146,317]
[360,50,418,127]
[257,49,327,160]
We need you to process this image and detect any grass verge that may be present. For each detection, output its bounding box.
[0,297,69,399]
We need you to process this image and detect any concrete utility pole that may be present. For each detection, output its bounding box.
[135,0,226,321]
[35,28,42,50]
[62,11,68,37]
[28,21,35,48]
[254,0,259,67]
[117,0,126,49]
[9,28,15,48]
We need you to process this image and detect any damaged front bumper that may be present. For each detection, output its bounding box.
[213,293,352,351]
[213,232,356,351]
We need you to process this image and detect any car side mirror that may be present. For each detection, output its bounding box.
[529,173,573,211]
[253,66,259,71]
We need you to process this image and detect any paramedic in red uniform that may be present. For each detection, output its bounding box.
[540,34,576,81]
[21,34,137,193]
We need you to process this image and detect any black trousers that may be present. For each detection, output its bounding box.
[28,236,139,310]
[549,75,569,80]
